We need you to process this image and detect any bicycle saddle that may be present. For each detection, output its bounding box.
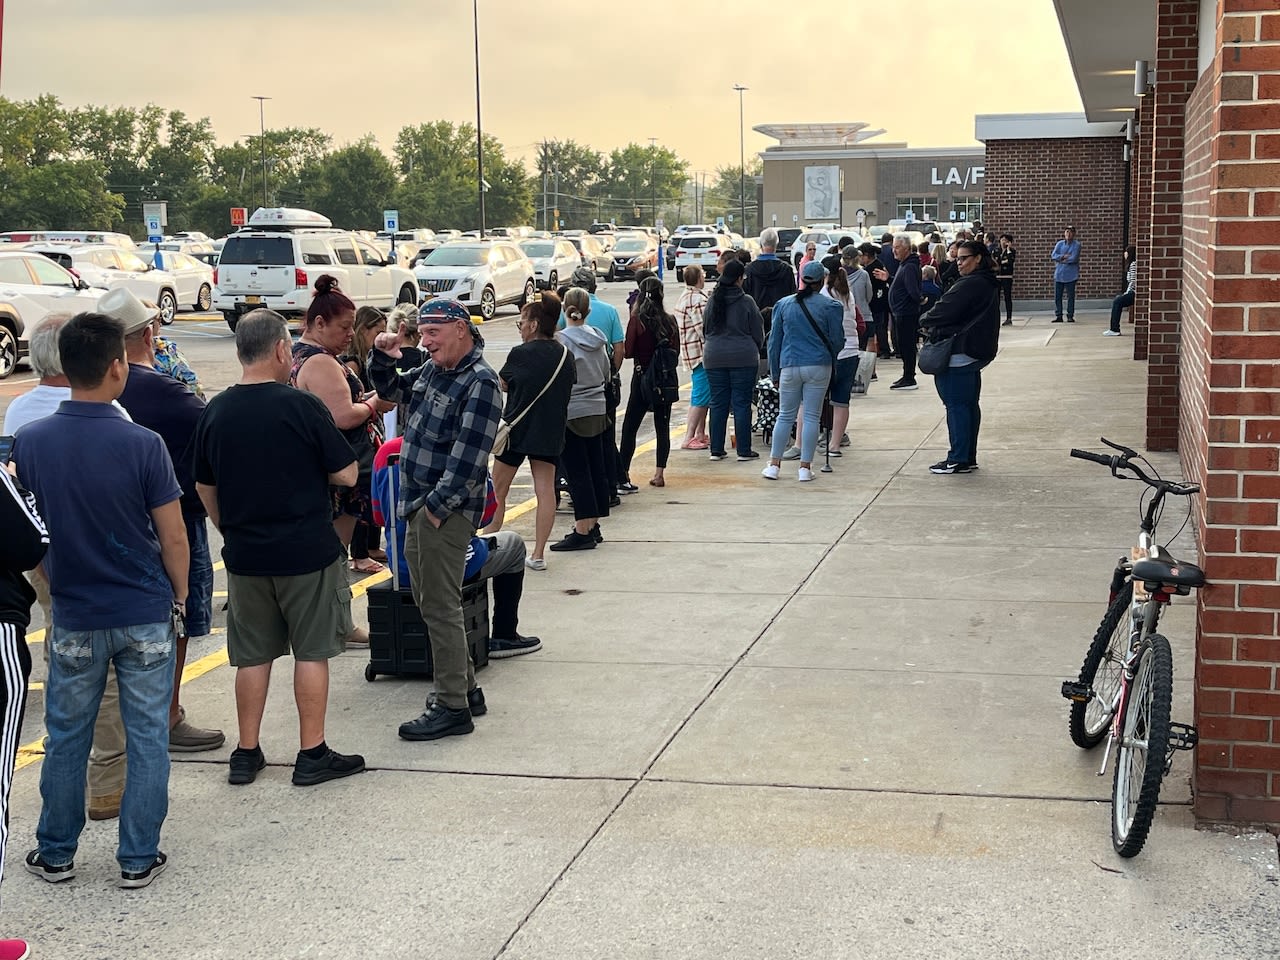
[1132,557,1205,589]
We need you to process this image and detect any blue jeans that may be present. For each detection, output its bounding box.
[706,365,757,456]
[933,363,983,465]
[770,364,830,463]
[185,515,213,637]
[38,622,175,872]
[1110,290,1134,332]
[1054,281,1077,320]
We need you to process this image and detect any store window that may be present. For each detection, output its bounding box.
[951,196,984,223]
[895,196,939,220]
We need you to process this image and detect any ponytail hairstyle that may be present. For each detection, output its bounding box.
[305,274,356,328]
[636,276,673,339]
[521,290,562,338]
[562,287,591,324]
[824,256,850,304]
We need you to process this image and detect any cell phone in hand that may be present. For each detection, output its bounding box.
[0,435,14,467]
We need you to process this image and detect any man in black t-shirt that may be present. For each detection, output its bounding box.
[193,309,365,788]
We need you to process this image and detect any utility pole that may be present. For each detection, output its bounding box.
[473,0,486,234]
[252,96,270,210]
[648,137,658,229]
[541,141,548,231]
[733,84,748,235]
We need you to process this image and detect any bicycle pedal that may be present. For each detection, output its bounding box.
[1060,680,1093,703]
[1167,722,1199,752]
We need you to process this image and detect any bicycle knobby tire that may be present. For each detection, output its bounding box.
[1069,581,1134,749]
[1111,633,1173,858]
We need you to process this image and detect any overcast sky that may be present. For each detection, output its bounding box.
[2,1,1084,173]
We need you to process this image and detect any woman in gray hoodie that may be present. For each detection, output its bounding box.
[550,287,613,553]
[702,258,765,461]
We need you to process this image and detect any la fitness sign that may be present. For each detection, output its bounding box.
[932,166,985,189]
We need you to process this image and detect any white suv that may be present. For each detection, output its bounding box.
[518,238,580,291]
[25,243,182,324]
[213,208,419,330]
[673,233,733,279]
[414,241,535,321]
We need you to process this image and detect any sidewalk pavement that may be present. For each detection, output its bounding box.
[5,310,1276,958]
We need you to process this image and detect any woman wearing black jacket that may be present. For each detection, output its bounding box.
[702,258,765,460]
[919,238,1001,475]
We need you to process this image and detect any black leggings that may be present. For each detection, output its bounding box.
[999,278,1013,322]
[618,370,672,474]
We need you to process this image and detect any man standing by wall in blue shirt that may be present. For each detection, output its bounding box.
[1051,225,1081,323]
[13,311,188,890]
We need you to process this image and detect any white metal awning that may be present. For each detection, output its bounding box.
[1052,0,1156,121]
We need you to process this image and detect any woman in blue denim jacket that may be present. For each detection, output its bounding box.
[762,260,845,482]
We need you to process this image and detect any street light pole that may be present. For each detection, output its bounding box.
[473,0,486,234]
[252,95,270,210]
[732,84,747,235]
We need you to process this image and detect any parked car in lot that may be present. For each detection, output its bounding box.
[790,229,855,269]
[413,240,535,320]
[213,207,419,330]
[519,238,580,291]
[673,233,733,279]
[774,227,804,263]
[565,234,612,276]
[607,235,658,281]
[155,251,215,312]
[26,243,183,324]
[0,251,106,378]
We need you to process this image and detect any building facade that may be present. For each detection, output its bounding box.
[756,123,985,232]
[978,114,1130,300]
[1052,0,1280,828]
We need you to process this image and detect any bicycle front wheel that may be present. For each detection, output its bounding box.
[1070,581,1134,749]
[1111,633,1173,858]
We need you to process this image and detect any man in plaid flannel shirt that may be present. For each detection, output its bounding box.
[369,298,502,742]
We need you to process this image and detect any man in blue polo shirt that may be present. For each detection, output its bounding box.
[13,311,189,891]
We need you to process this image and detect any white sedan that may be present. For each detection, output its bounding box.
[0,251,106,378]
[152,250,214,312]
[519,238,580,291]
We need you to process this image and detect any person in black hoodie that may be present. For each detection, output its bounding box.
[858,242,892,358]
[743,228,796,349]
[919,239,1001,474]
[1,463,48,953]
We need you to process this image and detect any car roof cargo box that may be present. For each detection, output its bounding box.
[245,207,333,230]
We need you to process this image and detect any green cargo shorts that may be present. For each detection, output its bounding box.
[226,556,352,667]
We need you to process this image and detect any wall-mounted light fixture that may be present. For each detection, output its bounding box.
[1134,60,1152,97]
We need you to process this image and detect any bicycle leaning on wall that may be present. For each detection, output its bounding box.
[1060,438,1203,858]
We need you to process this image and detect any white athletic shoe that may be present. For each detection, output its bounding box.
[761,464,780,481]
[797,467,814,482]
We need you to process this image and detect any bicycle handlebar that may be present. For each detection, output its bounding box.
[1070,439,1200,497]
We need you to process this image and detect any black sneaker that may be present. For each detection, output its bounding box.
[119,852,167,890]
[589,523,603,543]
[1066,317,1075,323]
[736,450,760,461]
[398,702,474,741]
[889,378,918,391]
[966,462,980,471]
[489,634,543,659]
[708,451,728,461]
[228,746,266,785]
[929,460,972,475]
[429,687,486,716]
[607,495,621,508]
[291,747,366,786]
[24,850,74,883]
[616,480,639,494]
[549,530,597,552]
[1051,317,1064,323]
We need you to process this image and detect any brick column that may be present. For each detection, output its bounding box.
[1132,96,1154,361]
[1145,0,1202,451]
[1184,0,1280,827]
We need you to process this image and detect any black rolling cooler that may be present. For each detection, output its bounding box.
[364,452,489,682]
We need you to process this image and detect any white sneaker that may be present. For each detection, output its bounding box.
[797,467,814,482]
[761,464,780,480]
[525,557,547,571]
[1102,330,1121,337]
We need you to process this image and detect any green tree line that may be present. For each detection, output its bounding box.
[0,95,761,238]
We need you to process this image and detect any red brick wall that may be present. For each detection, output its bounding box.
[1133,97,1155,361]
[981,137,1127,300]
[1185,0,1280,828]
[1146,0,1203,452]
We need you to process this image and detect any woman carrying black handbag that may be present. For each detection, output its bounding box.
[918,239,1002,475]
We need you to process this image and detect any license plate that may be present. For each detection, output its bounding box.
[244,295,261,304]
[693,253,702,259]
